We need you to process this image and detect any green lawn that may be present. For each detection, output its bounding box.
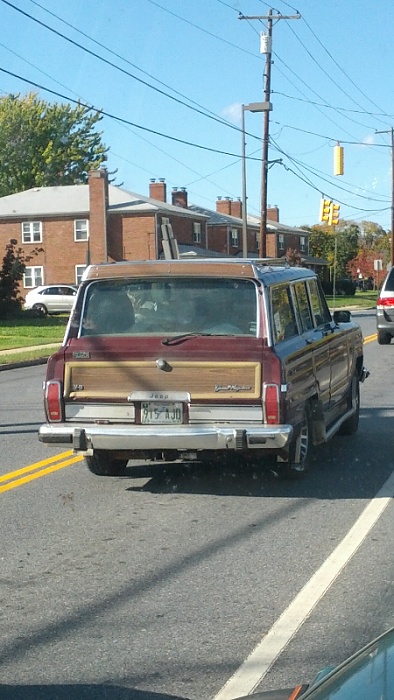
[326,290,378,309]
[0,315,67,351]
[326,290,379,309]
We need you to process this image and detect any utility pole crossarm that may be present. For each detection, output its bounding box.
[239,14,301,20]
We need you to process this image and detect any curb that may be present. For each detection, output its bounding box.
[0,356,50,371]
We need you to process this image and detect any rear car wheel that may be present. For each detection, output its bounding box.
[85,450,128,476]
[377,330,391,345]
[33,303,48,316]
[279,405,312,477]
[338,374,360,436]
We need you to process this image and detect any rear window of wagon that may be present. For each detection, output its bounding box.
[78,277,259,337]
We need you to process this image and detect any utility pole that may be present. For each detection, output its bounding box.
[239,10,300,258]
[391,126,394,267]
[376,126,394,267]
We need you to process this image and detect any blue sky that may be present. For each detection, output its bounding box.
[0,0,394,231]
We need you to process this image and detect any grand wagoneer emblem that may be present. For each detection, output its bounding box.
[215,384,253,392]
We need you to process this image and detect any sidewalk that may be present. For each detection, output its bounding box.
[0,343,60,356]
[0,343,60,371]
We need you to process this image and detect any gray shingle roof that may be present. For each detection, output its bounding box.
[0,184,208,220]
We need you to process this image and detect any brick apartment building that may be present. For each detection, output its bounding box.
[0,168,314,292]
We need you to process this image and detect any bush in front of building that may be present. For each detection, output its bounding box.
[0,240,26,318]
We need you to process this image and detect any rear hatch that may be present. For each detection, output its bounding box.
[58,275,272,426]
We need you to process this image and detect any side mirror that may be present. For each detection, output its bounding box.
[333,310,351,324]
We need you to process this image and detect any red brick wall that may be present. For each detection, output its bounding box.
[0,217,90,287]
[149,179,167,202]
[230,200,242,219]
[266,233,277,258]
[120,214,157,260]
[88,169,108,263]
[267,207,279,222]
[216,198,232,215]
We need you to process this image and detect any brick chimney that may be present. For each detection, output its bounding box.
[149,178,167,202]
[267,205,279,222]
[216,196,232,215]
[230,198,242,219]
[88,168,109,263]
[172,187,188,208]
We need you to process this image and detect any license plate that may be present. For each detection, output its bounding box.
[141,401,183,424]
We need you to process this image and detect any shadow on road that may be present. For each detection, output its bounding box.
[124,407,393,500]
[0,684,188,700]
[0,422,42,436]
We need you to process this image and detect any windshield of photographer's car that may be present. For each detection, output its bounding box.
[79,276,258,337]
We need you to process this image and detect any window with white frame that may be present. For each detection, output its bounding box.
[74,219,89,241]
[24,266,43,288]
[300,236,307,252]
[231,228,239,247]
[75,265,87,284]
[22,221,42,244]
[278,233,285,250]
[193,222,202,243]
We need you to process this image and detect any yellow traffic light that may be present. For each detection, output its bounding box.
[329,202,340,225]
[319,198,332,222]
[334,144,344,176]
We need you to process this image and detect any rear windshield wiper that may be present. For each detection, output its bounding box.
[162,332,215,346]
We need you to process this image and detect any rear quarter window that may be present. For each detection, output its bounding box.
[383,268,394,292]
[270,285,298,343]
[293,281,314,332]
[308,278,331,326]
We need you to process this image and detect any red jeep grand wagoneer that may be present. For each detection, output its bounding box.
[39,259,368,477]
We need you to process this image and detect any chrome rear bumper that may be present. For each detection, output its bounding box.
[38,422,293,452]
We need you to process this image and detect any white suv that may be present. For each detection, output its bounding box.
[376,266,394,344]
[24,284,78,316]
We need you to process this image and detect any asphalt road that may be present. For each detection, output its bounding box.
[0,310,393,700]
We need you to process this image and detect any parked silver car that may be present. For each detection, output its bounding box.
[376,266,394,344]
[24,284,78,316]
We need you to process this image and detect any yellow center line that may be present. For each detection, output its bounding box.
[0,450,75,483]
[363,333,377,344]
[0,453,83,494]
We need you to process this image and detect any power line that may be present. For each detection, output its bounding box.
[283,19,388,128]
[271,121,391,149]
[146,0,259,59]
[25,0,243,130]
[270,137,390,205]
[272,91,394,119]
[301,14,393,123]
[273,52,373,135]
[0,65,265,161]
[0,0,243,135]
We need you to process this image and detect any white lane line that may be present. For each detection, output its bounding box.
[213,469,394,700]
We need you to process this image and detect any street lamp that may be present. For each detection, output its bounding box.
[241,101,272,258]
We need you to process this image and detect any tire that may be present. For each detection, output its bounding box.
[279,405,312,478]
[85,450,128,476]
[338,374,360,436]
[378,330,391,345]
[33,303,48,316]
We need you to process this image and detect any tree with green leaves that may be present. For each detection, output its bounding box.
[0,239,26,317]
[306,222,360,278]
[0,93,108,196]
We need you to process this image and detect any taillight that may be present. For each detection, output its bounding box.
[45,380,63,422]
[377,296,394,308]
[263,383,280,424]
[262,351,282,424]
